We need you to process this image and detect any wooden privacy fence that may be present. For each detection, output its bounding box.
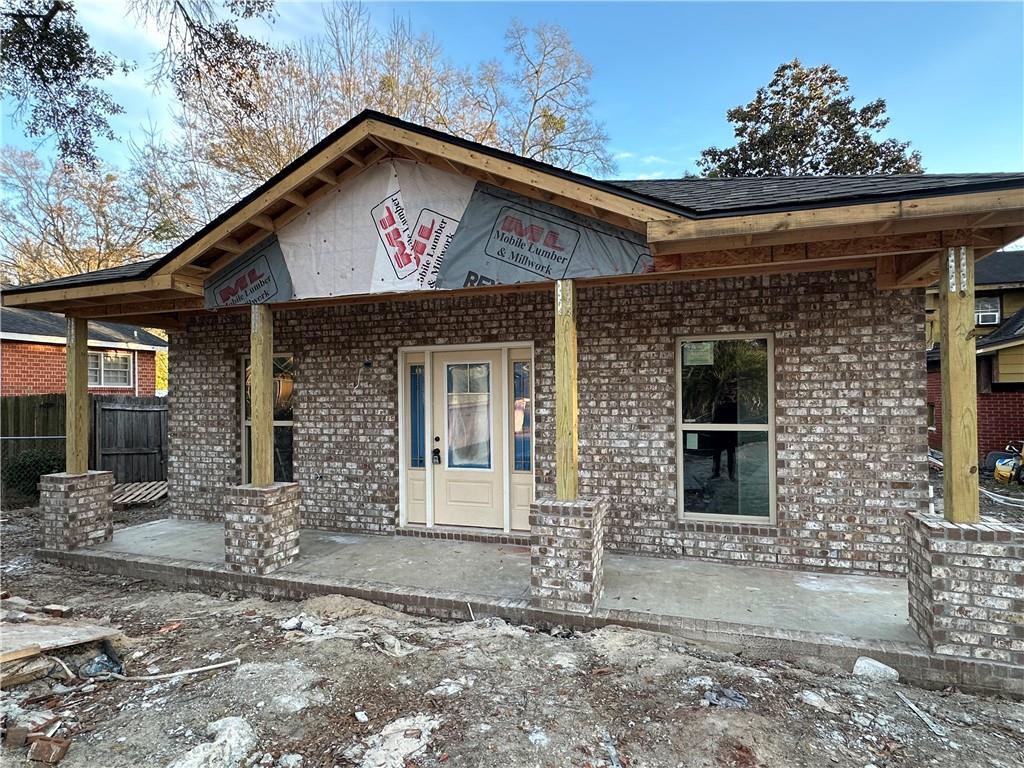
[1,393,168,485]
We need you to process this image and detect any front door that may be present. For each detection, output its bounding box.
[431,350,504,528]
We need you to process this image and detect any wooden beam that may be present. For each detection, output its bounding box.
[895,251,941,287]
[215,238,244,254]
[369,120,674,225]
[252,214,276,231]
[249,304,274,487]
[554,279,579,501]
[65,317,89,475]
[649,205,1024,255]
[939,246,980,524]
[283,191,308,208]
[648,190,1024,246]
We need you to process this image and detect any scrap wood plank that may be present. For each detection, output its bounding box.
[0,620,120,660]
[0,643,41,664]
[112,480,168,508]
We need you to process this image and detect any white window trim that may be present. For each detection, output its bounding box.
[975,297,1001,326]
[240,353,294,485]
[675,332,777,525]
[88,350,134,389]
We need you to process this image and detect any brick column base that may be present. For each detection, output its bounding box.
[38,471,114,551]
[530,497,608,615]
[906,510,1024,666]
[223,483,301,575]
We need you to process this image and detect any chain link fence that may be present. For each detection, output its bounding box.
[1,435,65,508]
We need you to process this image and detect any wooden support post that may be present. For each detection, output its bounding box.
[939,245,980,523]
[65,317,89,475]
[554,280,579,501]
[250,304,274,487]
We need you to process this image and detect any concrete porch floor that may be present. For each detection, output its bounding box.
[90,518,915,644]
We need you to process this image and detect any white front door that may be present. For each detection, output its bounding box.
[431,350,504,528]
[401,345,534,531]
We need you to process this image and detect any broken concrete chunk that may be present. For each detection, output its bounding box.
[797,690,841,714]
[276,755,303,768]
[166,717,256,768]
[852,657,899,683]
[354,713,439,768]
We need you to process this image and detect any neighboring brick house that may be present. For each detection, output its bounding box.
[925,249,1024,460]
[1,307,166,396]
[2,111,1021,586]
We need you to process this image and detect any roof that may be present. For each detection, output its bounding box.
[4,109,1023,299]
[611,174,1024,218]
[928,305,1024,362]
[977,306,1024,352]
[975,249,1024,286]
[4,258,160,294]
[0,306,167,349]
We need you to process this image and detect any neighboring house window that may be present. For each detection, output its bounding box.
[241,355,295,483]
[87,351,133,388]
[975,296,1001,326]
[677,335,775,522]
[927,403,936,430]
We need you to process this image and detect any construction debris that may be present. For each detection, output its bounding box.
[853,656,900,683]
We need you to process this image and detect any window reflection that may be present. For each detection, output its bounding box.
[681,339,768,425]
[681,431,770,517]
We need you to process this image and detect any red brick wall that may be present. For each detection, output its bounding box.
[1,341,158,397]
[926,367,1024,459]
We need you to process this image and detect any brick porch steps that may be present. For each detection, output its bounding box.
[38,545,1023,698]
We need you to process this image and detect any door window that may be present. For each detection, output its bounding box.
[446,362,491,469]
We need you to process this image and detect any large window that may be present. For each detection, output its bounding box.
[88,350,133,388]
[677,335,774,521]
[975,296,1001,326]
[242,355,294,483]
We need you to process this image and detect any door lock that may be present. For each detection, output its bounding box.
[431,448,441,465]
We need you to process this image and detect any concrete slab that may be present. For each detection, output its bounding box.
[94,519,531,600]
[94,519,913,643]
[602,553,916,643]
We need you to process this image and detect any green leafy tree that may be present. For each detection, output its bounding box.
[0,0,277,168]
[698,59,923,177]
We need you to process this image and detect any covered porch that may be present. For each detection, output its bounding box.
[5,113,1024,695]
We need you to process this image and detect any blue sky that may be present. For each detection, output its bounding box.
[2,1,1022,179]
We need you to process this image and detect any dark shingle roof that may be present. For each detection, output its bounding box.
[1,307,167,348]
[975,249,1024,286]
[610,174,1024,217]
[977,306,1024,351]
[5,258,159,293]
[2,111,1022,299]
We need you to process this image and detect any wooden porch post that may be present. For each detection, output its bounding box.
[554,279,579,501]
[250,304,274,487]
[939,245,980,523]
[65,316,89,475]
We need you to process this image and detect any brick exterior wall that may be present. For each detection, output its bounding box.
[223,482,301,575]
[926,367,1024,460]
[530,497,608,614]
[168,269,928,576]
[38,471,114,551]
[906,510,1024,666]
[1,341,159,396]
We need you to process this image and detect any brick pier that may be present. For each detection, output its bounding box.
[38,471,114,551]
[906,510,1024,667]
[223,483,301,575]
[530,497,608,614]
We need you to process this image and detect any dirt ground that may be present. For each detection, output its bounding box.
[928,466,1024,523]
[2,505,1024,768]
